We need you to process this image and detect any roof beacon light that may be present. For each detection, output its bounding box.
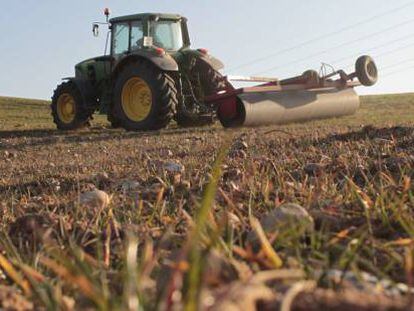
[104,8,111,22]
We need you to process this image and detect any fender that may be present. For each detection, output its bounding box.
[178,49,224,71]
[63,77,98,109]
[113,50,179,76]
[198,54,224,71]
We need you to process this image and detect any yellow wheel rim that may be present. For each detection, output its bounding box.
[57,93,76,124]
[121,77,152,122]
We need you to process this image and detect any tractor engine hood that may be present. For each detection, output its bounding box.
[75,56,112,78]
[75,56,111,69]
[74,55,112,83]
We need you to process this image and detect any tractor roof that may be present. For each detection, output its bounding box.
[110,13,184,23]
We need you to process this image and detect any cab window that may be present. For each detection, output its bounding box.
[113,23,129,55]
[131,21,144,50]
[150,20,183,51]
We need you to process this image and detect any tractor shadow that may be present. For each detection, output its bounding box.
[0,126,230,150]
[0,129,69,139]
[2,125,413,151]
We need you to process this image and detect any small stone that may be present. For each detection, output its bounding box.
[62,296,76,310]
[163,162,185,173]
[157,249,251,295]
[202,277,274,311]
[247,203,314,246]
[222,211,242,228]
[121,180,141,192]
[319,269,414,296]
[79,189,110,210]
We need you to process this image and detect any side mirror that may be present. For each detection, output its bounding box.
[93,24,99,37]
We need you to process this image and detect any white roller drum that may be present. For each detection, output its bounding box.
[235,87,360,127]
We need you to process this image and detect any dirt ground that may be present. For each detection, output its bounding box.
[1,94,414,310]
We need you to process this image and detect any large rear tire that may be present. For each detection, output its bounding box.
[51,81,92,130]
[112,61,177,131]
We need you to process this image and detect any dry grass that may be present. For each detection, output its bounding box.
[1,93,414,310]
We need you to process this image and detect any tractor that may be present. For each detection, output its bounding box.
[51,11,228,131]
[52,10,378,131]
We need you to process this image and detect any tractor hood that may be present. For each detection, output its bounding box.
[75,56,112,71]
[74,56,112,81]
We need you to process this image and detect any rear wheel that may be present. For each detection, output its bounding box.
[51,81,92,130]
[112,61,177,131]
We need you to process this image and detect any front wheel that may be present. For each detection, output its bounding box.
[112,61,177,131]
[51,81,92,130]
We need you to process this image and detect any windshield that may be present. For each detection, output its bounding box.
[150,20,184,51]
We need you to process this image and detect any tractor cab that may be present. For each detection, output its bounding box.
[109,13,191,56]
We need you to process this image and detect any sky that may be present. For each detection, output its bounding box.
[1,0,414,100]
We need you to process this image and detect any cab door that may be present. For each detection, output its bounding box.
[112,22,130,62]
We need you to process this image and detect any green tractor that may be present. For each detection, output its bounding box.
[51,11,228,131]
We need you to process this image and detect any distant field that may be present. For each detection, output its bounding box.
[0,96,107,130]
[2,93,414,130]
[1,93,414,310]
[359,92,414,123]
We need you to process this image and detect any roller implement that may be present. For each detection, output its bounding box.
[215,55,378,127]
[51,10,378,131]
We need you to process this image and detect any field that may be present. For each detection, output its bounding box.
[1,93,414,310]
